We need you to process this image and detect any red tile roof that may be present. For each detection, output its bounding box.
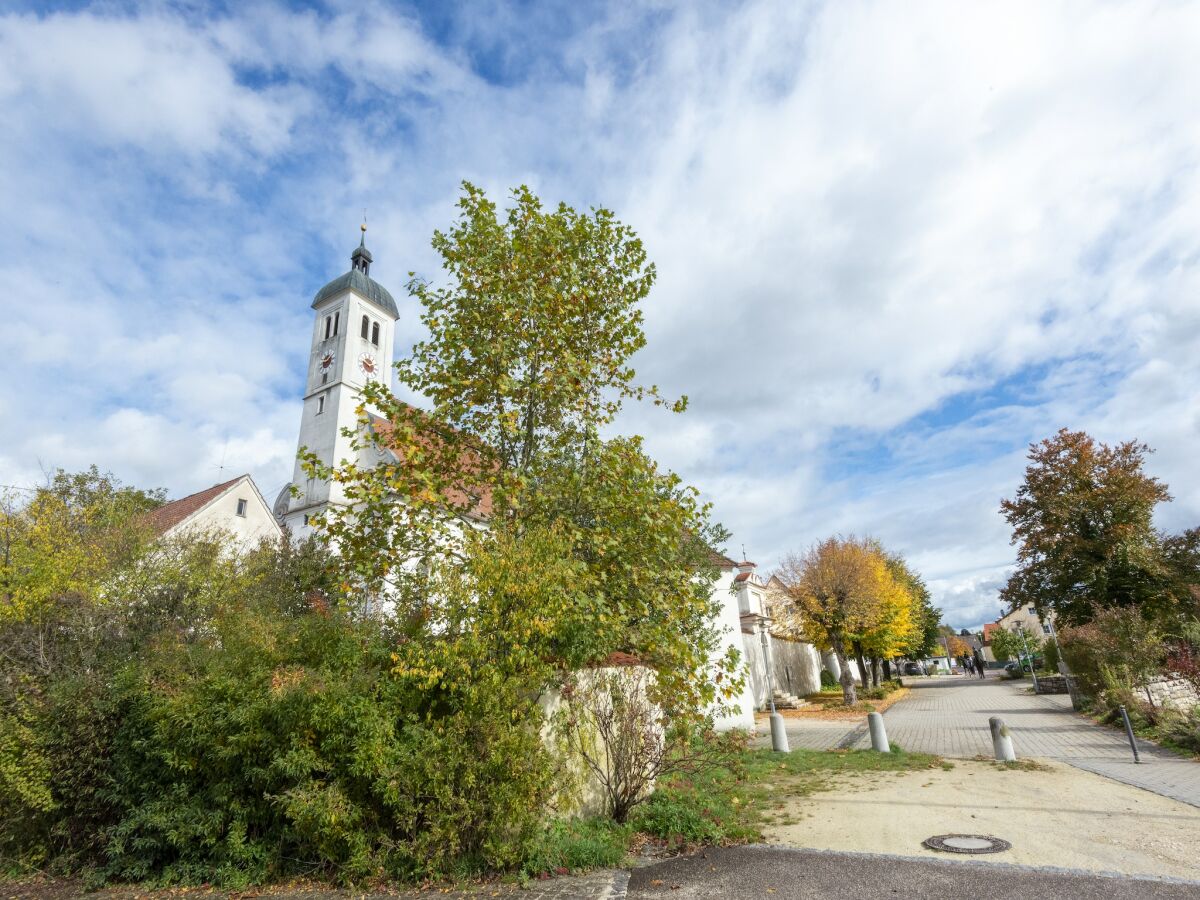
[733,571,752,582]
[708,548,739,569]
[142,475,244,536]
[982,622,1000,642]
[368,411,495,520]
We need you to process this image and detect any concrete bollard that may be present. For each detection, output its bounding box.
[989,716,1016,762]
[769,712,790,752]
[867,711,890,753]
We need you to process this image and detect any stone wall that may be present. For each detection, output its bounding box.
[1145,676,1200,711]
[1034,674,1070,694]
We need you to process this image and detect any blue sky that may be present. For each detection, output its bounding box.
[2,0,1199,630]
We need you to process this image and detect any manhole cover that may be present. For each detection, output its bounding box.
[923,834,1011,855]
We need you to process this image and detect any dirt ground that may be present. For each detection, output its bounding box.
[761,757,1200,880]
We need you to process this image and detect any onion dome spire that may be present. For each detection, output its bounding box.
[351,221,372,275]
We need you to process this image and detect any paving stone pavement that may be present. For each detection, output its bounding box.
[757,674,1200,808]
[511,869,627,899]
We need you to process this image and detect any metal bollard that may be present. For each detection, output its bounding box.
[989,716,1016,762]
[868,711,890,752]
[1119,705,1141,764]
[769,712,790,752]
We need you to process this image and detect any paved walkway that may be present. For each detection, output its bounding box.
[759,675,1200,808]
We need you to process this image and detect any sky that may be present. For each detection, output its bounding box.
[2,0,1198,630]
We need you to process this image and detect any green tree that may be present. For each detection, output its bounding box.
[0,466,164,625]
[1000,429,1182,626]
[307,182,739,727]
[989,627,1043,665]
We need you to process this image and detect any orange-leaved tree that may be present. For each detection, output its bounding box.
[773,537,902,706]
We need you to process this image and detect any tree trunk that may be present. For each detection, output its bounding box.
[883,659,893,680]
[871,656,882,687]
[853,640,869,688]
[830,632,857,706]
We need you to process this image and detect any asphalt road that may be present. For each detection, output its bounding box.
[628,846,1200,899]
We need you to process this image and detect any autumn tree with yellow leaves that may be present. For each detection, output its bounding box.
[773,537,926,705]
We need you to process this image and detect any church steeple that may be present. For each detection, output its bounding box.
[351,223,372,275]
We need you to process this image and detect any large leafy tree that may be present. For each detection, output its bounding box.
[310,183,738,727]
[774,537,894,705]
[0,467,163,626]
[999,429,1188,626]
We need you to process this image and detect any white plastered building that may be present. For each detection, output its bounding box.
[143,473,282,552]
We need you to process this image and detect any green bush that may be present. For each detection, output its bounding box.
[1160,707,1200,754]
[819,670,837,689]
[96,605,554,886]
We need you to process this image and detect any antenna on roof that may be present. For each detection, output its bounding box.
[212,440,229,480]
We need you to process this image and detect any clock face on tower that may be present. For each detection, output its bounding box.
[358,352,377,378]
[318,351,335,373]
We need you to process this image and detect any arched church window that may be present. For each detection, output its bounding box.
[361,315,369,339]
[324,316,331,339]
[333,312,340,336]
[371,322,380,346]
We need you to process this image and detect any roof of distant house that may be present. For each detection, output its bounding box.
[142,475,245,536]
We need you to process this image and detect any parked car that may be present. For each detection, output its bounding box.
[1003,661,1033,675]
[903,662,924,676]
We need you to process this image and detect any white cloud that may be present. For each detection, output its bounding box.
[0,11,303,156]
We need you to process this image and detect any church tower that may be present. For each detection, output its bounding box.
[277,226,399,536]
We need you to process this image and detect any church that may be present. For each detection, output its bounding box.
[149,228,838,728]
[272,226,401,535]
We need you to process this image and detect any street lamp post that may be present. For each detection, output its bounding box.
[760,619,788,752]
[1017,625,1040,693]
[760,623,777,715]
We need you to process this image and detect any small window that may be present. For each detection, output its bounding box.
[317,395,326,415]
[333,311,340,335]
[371,322,379,346]
[361,315,369,339]
[1043,624,1051,634]
[323,316,331,339]
[321,372,328,384]
[1028,606,1036,615]
[236,498,248,517]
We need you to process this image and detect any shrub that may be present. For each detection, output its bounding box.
[819,670,837,689]
[1161,707,1200,754]
[98,604,555,886]
[1042,640,1060,674]
[1059,607,1166,698]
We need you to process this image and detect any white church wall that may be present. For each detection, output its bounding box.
[710,568,757,732]
[742,632,851,710]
